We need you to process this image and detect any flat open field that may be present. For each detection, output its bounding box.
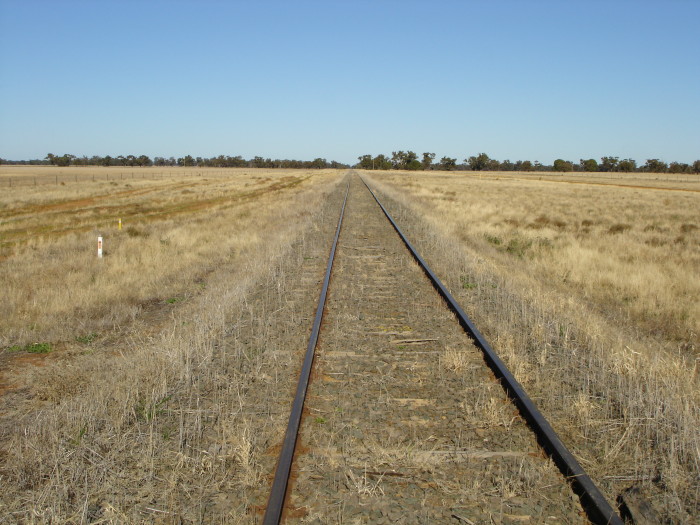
[0,167,697,522]
[365,169,699,522]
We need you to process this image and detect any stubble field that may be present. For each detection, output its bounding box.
[0,166,697,522]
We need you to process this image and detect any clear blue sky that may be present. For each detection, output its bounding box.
[1,0,698,164]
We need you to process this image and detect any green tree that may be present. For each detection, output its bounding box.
[54,154,74,167]
[553,159,574,172]
[517,160,533,171]
[669,162,690,174]
[357,154,373,169]
[693,160,700,174]
[643,159,667,173]
[618,158,636,172]
[136,155,152,167]
[600,156,619,172]
[311,158,327,169]
[466,153,490,171]
[373,154,392,170]
[580,158,599,172]
[391,151,405,169]
[391,151,418,170]
[178,155,195,167]
[439,157,457,170]
[45,153,56,165]
[421,152,435,170]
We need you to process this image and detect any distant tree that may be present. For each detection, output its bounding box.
[54,154,74,167]
[421,152,435,170]
[668,162,690,174]
[406,152,422,170]
[391,151,405,169]
[252,156,266,168]
[517,160,534,171]
[553,159,574,172]
[487,159,500,171]
[45,153,56,165]
[693,160,700,174]
[358,154,374,170]
[580,158,599,172]
[500,160,515,171]
[466,153,490,171]
[643,159,667,173]
[178,155,195,167]
[391,150,419,170]
[373,154,392,170]
[439,157,457,170]
[600,156,619,172]
[618,158,636,172]
[136,155,152,167]
[311,158,327,169]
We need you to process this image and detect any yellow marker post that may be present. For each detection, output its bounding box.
[118,218,122,230]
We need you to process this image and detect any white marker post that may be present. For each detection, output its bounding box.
[97,236,103,258]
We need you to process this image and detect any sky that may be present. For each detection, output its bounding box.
[1,0,698,165]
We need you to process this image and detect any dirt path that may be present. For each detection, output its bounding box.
[282,175,586,523]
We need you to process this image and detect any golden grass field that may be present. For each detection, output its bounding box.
[0,166,697,522]
[0,166,334,348]
[364,169,699,522]
[0,166,345,521]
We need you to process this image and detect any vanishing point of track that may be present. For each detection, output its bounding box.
[263,173,623,524]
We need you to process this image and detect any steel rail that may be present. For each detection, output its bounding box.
[360,176,623,525]
[262,183,350,525]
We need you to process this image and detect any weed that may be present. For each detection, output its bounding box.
[76,332,98,344]
[9,342,52,353]
[460,276,478,289]
[505,237,532,258]
[166,297,182,304]
[485,234,502,246]
[314,416,327,424]
[135,394,172,422]
[69,425,88,446]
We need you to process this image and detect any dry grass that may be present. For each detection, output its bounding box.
[363,169,700,522]
[0,167,345,522]
[0,167,324,348]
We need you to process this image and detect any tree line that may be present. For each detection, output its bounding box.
[1,152,698,174]
[0,153,349,170]
[356,151,700,174]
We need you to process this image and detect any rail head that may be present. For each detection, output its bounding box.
[262,182,350,525]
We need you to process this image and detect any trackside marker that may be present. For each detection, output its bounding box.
[97,236,103,258]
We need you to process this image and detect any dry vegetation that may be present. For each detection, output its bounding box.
[364,169,699,522]
[0,166,321,347]
[1,165,697,522]
[0,166,344,522]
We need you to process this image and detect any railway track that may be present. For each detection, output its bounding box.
[262,173,623,524]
